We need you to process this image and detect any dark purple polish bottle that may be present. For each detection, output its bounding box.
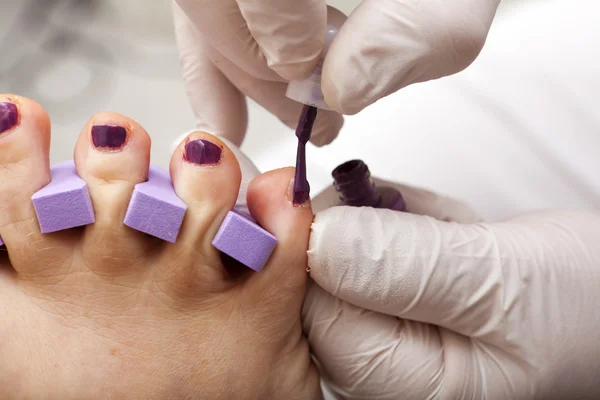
[332,160,407,212]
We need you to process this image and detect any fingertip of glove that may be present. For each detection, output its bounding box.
[270,59,319,82]
[309,110,344,147]
[438,196,484,224]
[322,77,366,116]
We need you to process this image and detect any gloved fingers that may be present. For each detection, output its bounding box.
[309,206,499,337]
[309,207,600,339]
[174,1,343,146]
[393,180,483,223]
[322,0,501,114]
[236,0,328,80]
[173,1,248,146]
[174,0,281,82]
[311,177,482,222]
[201,41,344,147]
[302,281,449,399]
[174,0,326,82]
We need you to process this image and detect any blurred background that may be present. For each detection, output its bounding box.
[2,0,599,222]
[0,0,517,163]
[0,0,363,167]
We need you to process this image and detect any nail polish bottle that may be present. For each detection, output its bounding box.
[332,159,407,212]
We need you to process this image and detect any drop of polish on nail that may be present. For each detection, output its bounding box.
[184,139,222,165]
[293,180,310,205]
[0,102,19,134]
[91,125,127,149]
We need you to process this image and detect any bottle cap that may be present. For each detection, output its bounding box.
[332,159,382,208]
[285,24,339,110]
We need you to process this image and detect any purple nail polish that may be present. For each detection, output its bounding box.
[91,125,127,149]
[293,178,310,205]
[293,105,318,205]
[184,139,222,165]
[332,159,407,212]
[0,102,19,135]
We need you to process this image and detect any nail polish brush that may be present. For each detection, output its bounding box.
[286,23,340,205]
[291,105,317,204]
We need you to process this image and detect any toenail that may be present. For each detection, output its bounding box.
[184,139,222,165]
[287,178,311,207]
[91,124,128,150]
[0,102,19,135]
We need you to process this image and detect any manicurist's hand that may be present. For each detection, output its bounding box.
[303,182,600,399]
[172,0,500,146]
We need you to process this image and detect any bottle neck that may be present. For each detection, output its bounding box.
[332,160,382,208]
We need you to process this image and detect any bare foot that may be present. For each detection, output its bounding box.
[0,95,320,399]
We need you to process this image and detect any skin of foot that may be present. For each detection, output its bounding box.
[0,95,321,399]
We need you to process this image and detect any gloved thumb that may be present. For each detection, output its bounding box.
[322,0,500,114]
[309,206,600,338]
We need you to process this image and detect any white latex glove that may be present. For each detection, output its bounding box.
[304,185,600,399]
[172,0,500,146]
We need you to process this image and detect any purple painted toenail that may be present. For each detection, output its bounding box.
[124,165,187,243]
[0,102,19,135]
[91,125,127,149]
[31,160,96,233]
[0,236,4,247]
[212,210,278,272]
[184,139,222,165]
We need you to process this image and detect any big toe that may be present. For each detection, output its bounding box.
[242,167,319,396]
[244,167,314,318]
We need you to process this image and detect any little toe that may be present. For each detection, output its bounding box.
[164,132,241,290]
[74,113,153,274]
[0,95,65,273]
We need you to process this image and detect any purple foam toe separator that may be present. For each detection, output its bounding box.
[123,165,187,243]
[0,236,4,247]
[212,209,278,272]
[31,160,95,233]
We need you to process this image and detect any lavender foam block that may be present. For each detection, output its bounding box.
[123,165,187,243]
[212,208,278,272]
[32,160,95,233]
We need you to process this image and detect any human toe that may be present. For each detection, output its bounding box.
[0,95,61,273]
[73,112,154,275]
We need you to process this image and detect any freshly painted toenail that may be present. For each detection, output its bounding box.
[0,236,4,247]
[212,210,278,272]
[288,178,311,207]
[184,139,222,165]
[124,165,187,243]
[91,125,127,149]
[0,102,19,135]
[32,160,95,233]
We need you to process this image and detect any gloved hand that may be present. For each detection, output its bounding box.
[304,184,600,399]
[172,0,500,146]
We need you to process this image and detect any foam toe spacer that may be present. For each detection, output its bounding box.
[212,208,278,272]
[32,160,95,233]
[123,165,187,243]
